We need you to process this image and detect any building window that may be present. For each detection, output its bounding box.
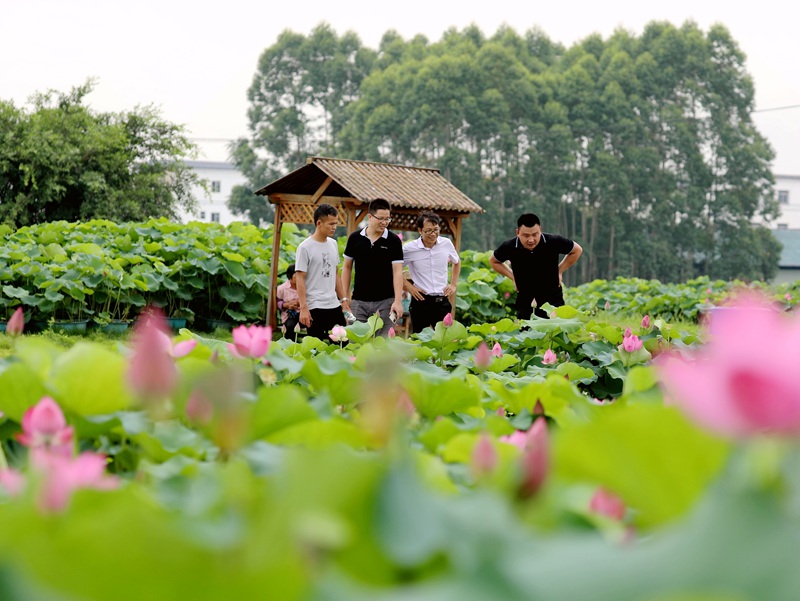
[211,181,221,193]
[777,223,789,230]
[211,212,220,223]
[199,211,206,220]
[778,190,789,204]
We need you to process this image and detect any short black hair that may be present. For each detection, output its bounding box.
[285,264,296,279]
[517,213,541,228]
[368,198,391,214]
[416,211,441,230]
[314,203,338,225]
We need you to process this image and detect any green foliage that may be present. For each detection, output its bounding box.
[0,299,798,600]
[0,81,201,227]
[0,219,306,325]
[239,22,778,284]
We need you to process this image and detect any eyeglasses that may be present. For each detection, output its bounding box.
[370,214,391,223]
[422,228,440,235]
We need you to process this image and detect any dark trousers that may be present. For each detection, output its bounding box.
[515,288,565,320]
[307,306,346,341]
[283,312,300,341]
[410,295,452,333]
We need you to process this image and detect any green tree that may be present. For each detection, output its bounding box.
[0,81,200,227]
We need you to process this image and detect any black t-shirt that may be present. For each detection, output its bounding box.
[493,233,575,297]
[343,229,404,301]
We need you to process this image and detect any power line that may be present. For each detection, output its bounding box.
[753,104,800,113]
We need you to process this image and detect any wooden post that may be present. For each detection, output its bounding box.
[451,216,463,313]
[266,202,283,329]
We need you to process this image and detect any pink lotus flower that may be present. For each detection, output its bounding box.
[0,468,25,497]
[6,307,24,336]
[786,293,792,302]
[622,333,643,353]
[519,418,549,498]
[474,342,492,369]
[496,407,505,416]
[641,314,651,329]
[32,449,118,513]
[471,434,498,477]
[533,400,545,416]
[504,292,511,299]
[16,397,74,457]
[542,349,557,365]
[706,288,712,295]
[443,313,454,327]
[387,327,396,339]
[531,298,538,308]
[604,301,611,311]
[658,295,800,437]
[589,487,626,521]
[127,307,178,399]
[228,324,272,359]
[624,327,632,338]
[492,342,503,357]
[329,325,348,343]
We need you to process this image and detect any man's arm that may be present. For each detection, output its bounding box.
[295,272,312,327]
[558,242,583,286]
[390,263,405,319]
[339,257,353,313]
[489,254,516,290]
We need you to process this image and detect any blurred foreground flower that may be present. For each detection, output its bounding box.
[474,342,492,369]
[127,307,178,400]
[228,324,272,359]
[16,397,74,457]
[471,434,498,479]
[519,418,549,498]
[641,314,651,329]
[589,487,626,521]
[6,307,24,336]
[658,296,800,437]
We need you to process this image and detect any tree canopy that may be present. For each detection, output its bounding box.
[0,81,200,227]
[233,21,780,282]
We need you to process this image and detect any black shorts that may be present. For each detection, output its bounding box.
[515,288,565,319]
[307,306,346,341]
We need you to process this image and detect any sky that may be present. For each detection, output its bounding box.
[4,0,799,173]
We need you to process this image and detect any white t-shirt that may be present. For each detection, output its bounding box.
[402,236,460,295]
[295,237,340,310]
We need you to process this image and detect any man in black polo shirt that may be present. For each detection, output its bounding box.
[489,213,583,319]
[340,198,405,336]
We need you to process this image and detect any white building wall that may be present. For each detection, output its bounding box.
[773,174,800,230]
[179,161,248,226]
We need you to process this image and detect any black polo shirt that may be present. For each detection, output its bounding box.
[343,228,404,302]
[493,233,575,297]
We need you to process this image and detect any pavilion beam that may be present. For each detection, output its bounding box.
[310,176,333,204]
[270,193,358,205]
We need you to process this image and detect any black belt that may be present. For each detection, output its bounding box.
[417,294,449,304]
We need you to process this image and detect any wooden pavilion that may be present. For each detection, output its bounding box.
[255,156,484,329]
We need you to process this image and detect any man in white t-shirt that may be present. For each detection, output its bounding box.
[402,211,461,333]
[295,203,347,340]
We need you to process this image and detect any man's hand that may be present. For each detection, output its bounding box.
[299,308,312,327]
[284,299,299,310]
[390,301,405,322]
[443,282,456,297]
[558,272,563,287]
[407,283,425,301]
[341,299,351,313]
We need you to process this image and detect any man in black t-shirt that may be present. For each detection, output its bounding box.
[489,213,583,319]
[341,198,405,336]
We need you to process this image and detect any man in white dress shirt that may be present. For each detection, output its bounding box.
[402,211,461,333]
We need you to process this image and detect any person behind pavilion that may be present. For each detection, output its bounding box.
[402,211,461,333]
[275,264,302,341]
[340,198,405,337]
[295,203,348,340]
[489,213,583,319]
